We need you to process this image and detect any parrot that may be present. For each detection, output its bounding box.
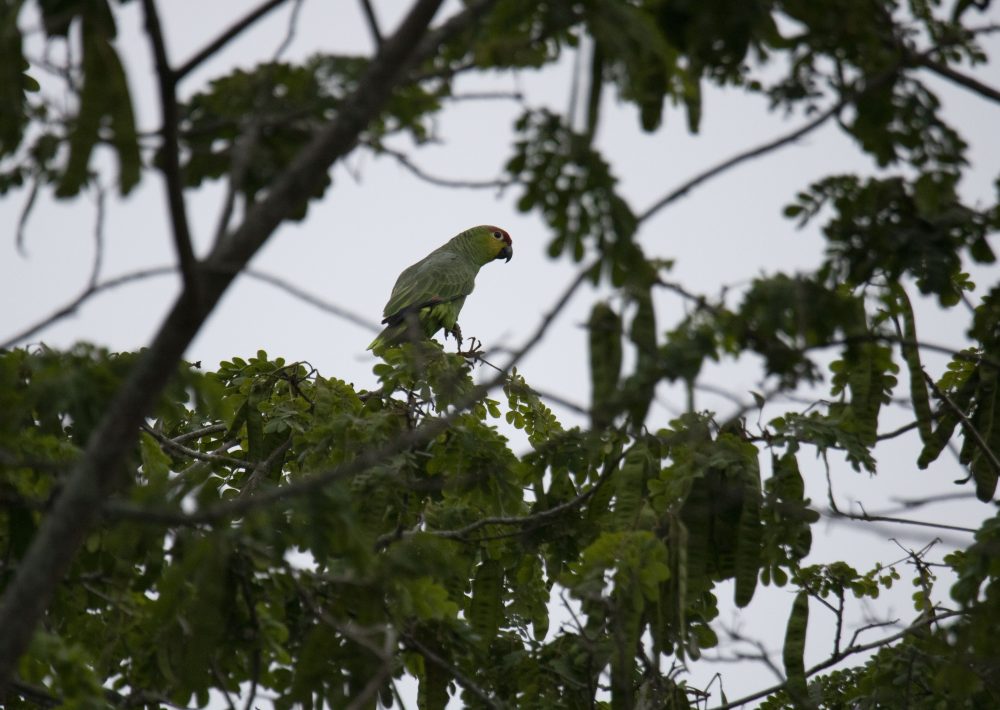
[368,225,513,353]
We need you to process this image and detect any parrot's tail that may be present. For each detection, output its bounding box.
[367,316,424,353]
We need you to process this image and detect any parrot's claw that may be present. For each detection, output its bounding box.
[446,323,463,350]
[459,337,484,359]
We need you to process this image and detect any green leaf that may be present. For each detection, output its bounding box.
[589,302,623,429]
[470,560,504,640]
[734,464,762,608]
[56,13,140,196]
[783,591,811,708]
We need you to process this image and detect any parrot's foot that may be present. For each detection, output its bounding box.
[446,323,463,350]
[458,337,484,359]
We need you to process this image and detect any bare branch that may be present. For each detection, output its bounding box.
[174,0,293,82]
[243,268,379,332]
[273,0,304,60]
[825,506,978,534]
[374,144,511,189]
[141,0,198,293]
[0,266,176,351]
[87,181,107,290]
[638,100,845,223]
[15,172,41,256]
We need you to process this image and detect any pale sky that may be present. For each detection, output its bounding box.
[3,1,1000,706]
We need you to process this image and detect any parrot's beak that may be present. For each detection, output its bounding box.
[498,245,513,262]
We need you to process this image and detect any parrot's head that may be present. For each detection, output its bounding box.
[482,225,513,263]
[452,225,513,265]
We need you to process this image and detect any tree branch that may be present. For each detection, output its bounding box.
[913,53,1000,105]
[359,0,384,48]
[637,100,845,223]
[825,507,978,534]
[173,0,293,82]
[0,266,176,351]
[0,0,455,691]
[374,144,511,189]
[243,268,378,332]
[142,0,198,294]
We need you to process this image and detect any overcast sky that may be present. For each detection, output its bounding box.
[3,1,1000,706]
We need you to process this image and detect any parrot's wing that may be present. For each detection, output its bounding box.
[381,251,476,325]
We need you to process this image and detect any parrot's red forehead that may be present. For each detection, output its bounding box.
[485,225,512,245]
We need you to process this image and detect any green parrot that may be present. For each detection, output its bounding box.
[368,225,513,352]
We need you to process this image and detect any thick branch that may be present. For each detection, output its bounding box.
[141,0,198,293]
[0,0,453,691]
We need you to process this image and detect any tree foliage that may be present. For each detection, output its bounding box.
[1,0,1000,708]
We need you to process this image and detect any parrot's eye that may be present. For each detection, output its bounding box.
[492,230,503,239]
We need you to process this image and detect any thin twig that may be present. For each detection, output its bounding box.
[273,0,304,60]
[243,268,379,332]
[88,182,107,290]
[638,100,845,223]
[0,266,176,350]
[375,144,511,189]
[174,0,292,82]
[15,173,41,256]
[825,507,978,534]
[142,424,248,469]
